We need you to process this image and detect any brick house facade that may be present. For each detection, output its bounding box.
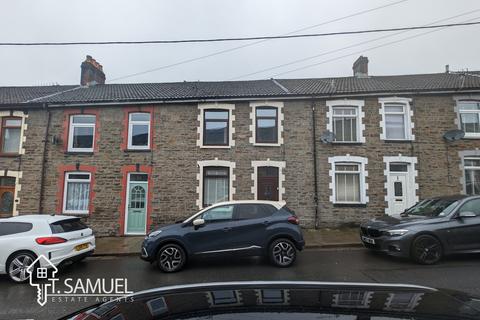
[1,56,480,236]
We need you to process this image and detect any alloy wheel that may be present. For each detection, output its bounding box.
[9,254,34,282]
[273,241,295,266]
[413,236,442,264]
[159,246,183,272]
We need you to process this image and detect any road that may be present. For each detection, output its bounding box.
[1,248,480,319]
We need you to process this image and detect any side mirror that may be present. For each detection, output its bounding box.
[458,211,477,218]
[193,218,205,227]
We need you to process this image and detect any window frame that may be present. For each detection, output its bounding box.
[255,107,278,144]
[329,156,368,205]
[63,172,92,215]
[463,157,480,195]
[379,97,414,141]
[457,100,480,138]
[250,101,284,147]
[67,114,96,153]
[327,100,365,143]
[0,116,23,155]
[203,109,230,147]
[197,103,235,149]
[127,112,151,150]
[202,166,230,208]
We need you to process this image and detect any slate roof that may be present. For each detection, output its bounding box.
[1,71,480,106]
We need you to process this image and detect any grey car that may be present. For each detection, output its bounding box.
[360,195,480,264]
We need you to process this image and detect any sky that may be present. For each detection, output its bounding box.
[0,0,479,86]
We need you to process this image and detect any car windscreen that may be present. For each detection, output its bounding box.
[0,222,33,236]
[404,198,459,217]
[50,218,88,234]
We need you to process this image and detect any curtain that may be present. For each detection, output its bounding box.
[2,128,21,153]
[66,181,90,211]
[336,173,360,202]
[204,177,228,206]
[385,114,405,139]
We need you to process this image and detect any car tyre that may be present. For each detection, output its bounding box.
[156,244,186,272]
[411,234,443,265]
[269,238,297,268]
[7,251,37,283]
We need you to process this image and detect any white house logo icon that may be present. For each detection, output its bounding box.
[26,255,58,307]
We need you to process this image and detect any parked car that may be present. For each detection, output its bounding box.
[0,214,95,282]
[360,195,480,264]
[60,281,480,320]
[141,200,304,272]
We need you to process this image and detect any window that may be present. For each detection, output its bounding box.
[458,198,480,216]
[327,100,364,143]
[203,167,229,207]
[458,101,480,137]
[379,98,414,141]
[63,172,91,214]
[329,156,368,204]
[1,117,22,154]
[464,158,480,195]
[128,113,151,150]
[0,177,15,214]
[201,205,234,222]
[332,291,372,308]
[50,218,88,234]
[210,290,239,305]
[256,107,278,143]
[0,222,32,236]
[68,115,96,152]
[234,204,275,220]
[204,110,229,146]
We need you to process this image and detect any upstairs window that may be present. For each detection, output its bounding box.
[332,107,358,142]
[458,101,480,137]
[68,115,96,152]
[1,117,22,154]
[204,110,229,146]
[128,113,151,150]
[63,172,91,214]
[379,98,414,141]
[256,107,278,143]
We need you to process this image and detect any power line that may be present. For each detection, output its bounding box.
[3,21,478,46]
[229,9,480,80]
[108,0,408,82]
[270,15,480,78]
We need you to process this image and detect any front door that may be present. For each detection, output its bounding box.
[125,173,148,235]
[257,166,279,201]
[387,163,415,215]
[0,177,15,217]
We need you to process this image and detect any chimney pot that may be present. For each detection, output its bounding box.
[445,64,450,73]
[81,55,106,86]
[353,56,369,78]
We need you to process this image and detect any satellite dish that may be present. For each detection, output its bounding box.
[320,130,336,144]
[443,129,465,142]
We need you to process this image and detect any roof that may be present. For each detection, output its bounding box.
[1,71,480,106]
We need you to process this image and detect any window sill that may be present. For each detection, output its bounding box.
[124,149,152,153]
[382,139,414,143]
[331,142,364,145]
[253,142,282,147]
[462,135,480,139]
[65,152,95,155]
[333,203,367,208]
[0,153,21,158]
[62,211,89,215]
[199,145,232,149]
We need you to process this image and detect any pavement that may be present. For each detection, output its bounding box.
[2,247,480,320]
[93,227,362,256]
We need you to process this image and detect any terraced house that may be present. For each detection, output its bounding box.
[1,55,480,236]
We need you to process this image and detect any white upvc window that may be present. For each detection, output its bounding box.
[68,115,96,152]
[63,172,91,214]
[128,112,151,150]
[326,100,365,143]
[464,157,480,195]
[329,155,368,204]
[457,100,480,138]
[379,97,414,141]
[197,159,236,209]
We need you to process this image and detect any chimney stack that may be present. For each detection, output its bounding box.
[352,56,369,78]
[80,55,106,86]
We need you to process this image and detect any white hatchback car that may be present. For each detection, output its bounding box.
[0,214,95,282]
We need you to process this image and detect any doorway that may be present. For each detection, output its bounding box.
[125,173,148,235]
[257,166,279,201]
[386,163,416,215]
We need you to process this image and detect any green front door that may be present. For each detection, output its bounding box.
[126,174,148,234]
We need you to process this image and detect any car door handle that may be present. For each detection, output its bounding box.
[263,221,270,225]
[223,227,231,232]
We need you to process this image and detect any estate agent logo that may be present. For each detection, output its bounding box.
[26,255,133,307]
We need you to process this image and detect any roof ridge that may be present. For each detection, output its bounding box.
[25,85,83,103]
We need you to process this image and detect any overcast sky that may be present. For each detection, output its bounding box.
[0,0,479,86]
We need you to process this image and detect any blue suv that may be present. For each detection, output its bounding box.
[141,201,305,272]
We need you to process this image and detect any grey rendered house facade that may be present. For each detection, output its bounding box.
[1,56,480,236]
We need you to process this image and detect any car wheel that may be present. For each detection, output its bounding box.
[269,238,297,267]
[7,251,37,283]
[156,244,186,272]
[411,235,443,265]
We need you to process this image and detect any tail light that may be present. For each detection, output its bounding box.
[35,237,67,245]
[287,216,299,225]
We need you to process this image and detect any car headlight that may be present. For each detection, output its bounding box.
[148,230,162,238]
[385,229,409,236]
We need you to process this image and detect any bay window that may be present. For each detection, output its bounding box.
[458,101,480,137]
[63,172,91,214]
[1,117,22,154]
[128,112,151,150]
[68,115,96,152]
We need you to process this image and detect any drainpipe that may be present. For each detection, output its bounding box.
[38,104,50,214]
[311,99,320,229]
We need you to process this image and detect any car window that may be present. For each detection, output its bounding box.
[201,205,234,222]
[0,222,33,236]
[50,218,88,234]
[234,204,276,220]
[458,199,480,216]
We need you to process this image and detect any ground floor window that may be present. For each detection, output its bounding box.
[0,177,15,214]
[203,167,229,207]
[63,172,91,214]
[464,158,480,195]
[329,156,368,204]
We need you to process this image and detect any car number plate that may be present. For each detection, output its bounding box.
[75,243,89,251]
[361,236,375,244]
